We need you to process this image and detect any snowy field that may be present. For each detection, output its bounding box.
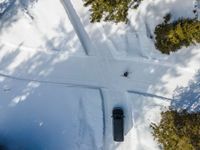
[0,0,200,149]
[0,81,103,150]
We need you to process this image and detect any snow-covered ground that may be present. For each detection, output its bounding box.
[0,82,103,150]
[0,0,199,149]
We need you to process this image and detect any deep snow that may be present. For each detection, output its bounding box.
[0,0,200,149]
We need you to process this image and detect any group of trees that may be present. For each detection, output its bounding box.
[83,0,142,23]
[84,1,200,54]
[151,70,200,150]
[154,0,200,54]
[83,2,200,149]
[154,18,200,54]
[151,110,200,150]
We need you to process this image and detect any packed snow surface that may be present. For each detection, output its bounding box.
[0,0,200,149]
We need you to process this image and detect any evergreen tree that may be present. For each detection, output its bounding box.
[155,18,200,54]
[83,0,143,23]
[151,110,200,150]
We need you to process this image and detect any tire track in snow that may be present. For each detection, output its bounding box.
[0,72,105,89]
[60,0,98,56]
[99,89,106,150]
[77,99,97,150]
[0,71,173,100]
[128,90,173,101]
[0,37,197,74]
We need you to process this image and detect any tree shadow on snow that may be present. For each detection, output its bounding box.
[172,70,200,112]
[0,0,38,31]
[0,13,88,150]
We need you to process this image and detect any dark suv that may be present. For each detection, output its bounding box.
[112,107,124,142]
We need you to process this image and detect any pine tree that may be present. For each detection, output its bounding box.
[155,18,200,54]
[83,0,143,23]
[151,110,200,150]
